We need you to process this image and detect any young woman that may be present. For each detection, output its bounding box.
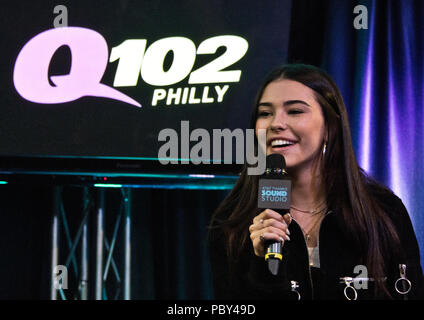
[208,64,424,299]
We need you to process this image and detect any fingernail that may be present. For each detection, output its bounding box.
[285,235,291,241]
[286,229,291,236]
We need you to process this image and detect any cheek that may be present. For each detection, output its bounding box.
[255,118,264,130]
[255,119,267,136]
[296,118,325,146]
[314,118,326,142]
[307,123,326,149]
[255,120,268,152]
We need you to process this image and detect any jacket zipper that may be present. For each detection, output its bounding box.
[290,217,314,298]
[291,210,332,300]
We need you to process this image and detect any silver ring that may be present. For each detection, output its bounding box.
[395,277,412,295]
[343,285,358,300]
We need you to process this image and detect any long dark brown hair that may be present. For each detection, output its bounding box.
[210,64,401,297]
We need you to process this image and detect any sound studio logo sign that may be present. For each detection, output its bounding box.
[13,27,249,108]
[258,180,291,209]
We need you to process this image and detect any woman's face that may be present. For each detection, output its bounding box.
[255,79,326,173]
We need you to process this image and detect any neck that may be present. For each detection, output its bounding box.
[289,166,326,210]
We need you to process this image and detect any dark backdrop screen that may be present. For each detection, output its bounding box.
[0,1,291,174]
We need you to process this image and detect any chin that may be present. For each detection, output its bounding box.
[283,157,303,171]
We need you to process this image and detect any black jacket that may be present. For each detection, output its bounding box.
[208,185,424,300]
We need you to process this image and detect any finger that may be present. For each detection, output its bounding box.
[251,226,290,242]
[249,218,287,233]
[251,231,288,257]
[253,209,284,224]
[263,225,290,241]
[262,218,288,231]
[259,231,286,244]
[249,218,265,233]
[283,213,292,225]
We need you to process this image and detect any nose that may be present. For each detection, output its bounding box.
[269,110,288,132]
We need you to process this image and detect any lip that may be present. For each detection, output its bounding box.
[269,144,297,152]
[267,137,298,146]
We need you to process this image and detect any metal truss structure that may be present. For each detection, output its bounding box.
[50,186,131,300]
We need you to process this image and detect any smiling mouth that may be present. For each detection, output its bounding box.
[270,139,297,150]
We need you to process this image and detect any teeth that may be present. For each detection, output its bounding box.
[271,139,295,147]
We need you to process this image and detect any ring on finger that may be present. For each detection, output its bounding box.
[260,234,265,243]
[259,218,264,224]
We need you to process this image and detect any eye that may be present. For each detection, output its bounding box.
[257,111,272,117]
[288,109,304,115]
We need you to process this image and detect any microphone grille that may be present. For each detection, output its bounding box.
[266,153,286,169]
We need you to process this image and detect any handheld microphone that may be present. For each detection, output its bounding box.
[257,154,292,275]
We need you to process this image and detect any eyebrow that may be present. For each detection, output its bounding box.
[258,100,311,108]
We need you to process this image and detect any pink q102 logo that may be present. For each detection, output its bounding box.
[13,27,141,107]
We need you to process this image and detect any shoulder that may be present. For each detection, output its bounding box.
[365,178,406,218]
[365,178,421,256]
[364,178,417,242]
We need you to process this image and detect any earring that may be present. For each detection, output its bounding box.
[323,142,327,155]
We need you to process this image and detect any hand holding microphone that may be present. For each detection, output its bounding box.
[249,209,292,257]
[251,153,292,275]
